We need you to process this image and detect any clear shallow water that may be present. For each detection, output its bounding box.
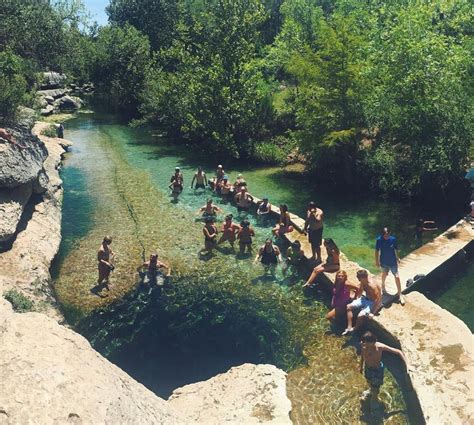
[425,262,474,332]
[54,110,431,423]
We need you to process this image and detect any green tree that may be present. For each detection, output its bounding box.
[107,0,182,51]
[286,14,368,185]
[92,24,151,114]
[0,51,31,122]
[363,2,473,196]
[140,0,274,158]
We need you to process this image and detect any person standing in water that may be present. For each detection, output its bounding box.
[169,167,184,201]
[219,214,240,249]
[359,331,408,409]
[198,199,223,219]
[203,216,218,253]
[219,175,233,200]
[342,269,382,335]
[191,166,208,190]
[139,253,171,286]
[97,236,114,291]
[255,238,282,275]
[237,219,255,254]
[375,227,404,305]
[303,201,324,262]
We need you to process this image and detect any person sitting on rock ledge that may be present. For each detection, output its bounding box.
[342,269,382,335]
[303,238,340,287]
[97,236,114,291]
[359,331,408,410]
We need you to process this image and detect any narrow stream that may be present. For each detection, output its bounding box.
[53,109,461,424]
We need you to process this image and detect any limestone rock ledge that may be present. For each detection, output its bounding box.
[0,298,292,424]
[0,122,69,320]
[169,363,292,424]
[375,291,474,425]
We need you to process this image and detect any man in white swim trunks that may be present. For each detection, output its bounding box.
[342,269,382,335]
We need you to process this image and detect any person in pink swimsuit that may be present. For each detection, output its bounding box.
[326,270,361,325]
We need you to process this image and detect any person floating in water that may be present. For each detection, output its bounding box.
[326,270,361,325]
[342,269,382,335]
[203,216,218,253]
[256,197,271,222]
[303,201,324,262]
[169,167,184,201]
[191,166,208,190]
[414,218,437,242]
[359,331,408,410]
[97,236,114,291]
[303,238,340,287]
[255,238,282,275]
[139,252,171,286]
[198,198,223,219]
[375,227,404,305]
[234,187,254,212]
[219,214,240,249]
[272,204,293,237]
[237,219,255,254]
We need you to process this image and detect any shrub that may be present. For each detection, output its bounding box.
[3,289,35,313]
[41,124,58,138]
[0,51,31,122]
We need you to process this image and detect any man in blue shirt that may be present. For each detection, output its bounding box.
[375,227,404,305]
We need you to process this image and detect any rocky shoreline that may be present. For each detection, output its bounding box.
[0,114,292,424]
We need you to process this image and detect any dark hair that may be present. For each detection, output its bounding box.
[225,214,233,220]
[361,331,377,343]
[324,238,339,252]
[382,227,390,235]
[308,201,316,209]
[207,198,213,203]
[280,204,288,213]
[292,240,301,248]
[265,238,273,244]
[240,220,250,227]
[356,269,368,279]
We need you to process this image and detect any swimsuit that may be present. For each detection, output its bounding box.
[364,362,384,388]
[332,282,351,310]
[195,183,206,189]
[261,247,278,265]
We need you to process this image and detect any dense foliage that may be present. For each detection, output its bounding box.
[98,0,472,198]
[0,0,95,121]
[1,0,472,198]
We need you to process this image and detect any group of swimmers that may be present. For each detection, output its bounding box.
[96,165,411,410]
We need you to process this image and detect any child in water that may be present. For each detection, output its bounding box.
[359,331,408,409]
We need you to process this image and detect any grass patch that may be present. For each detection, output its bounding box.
[3,289,35,312]
[40,124,58,138]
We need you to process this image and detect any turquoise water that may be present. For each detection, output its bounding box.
[56,109,458,423]
[428,262,474,332]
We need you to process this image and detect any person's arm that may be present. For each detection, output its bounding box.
[191,174,196,188]
[158,261,171,276]
[216,206,223,213]
[378,342,408,368]
[203,173,208,185]
[248,194,254,202]
[347,282,362,297]
[203,227,211,238]
[275,246,282,262]
[168,182,173,189]
[254,248,263,263]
